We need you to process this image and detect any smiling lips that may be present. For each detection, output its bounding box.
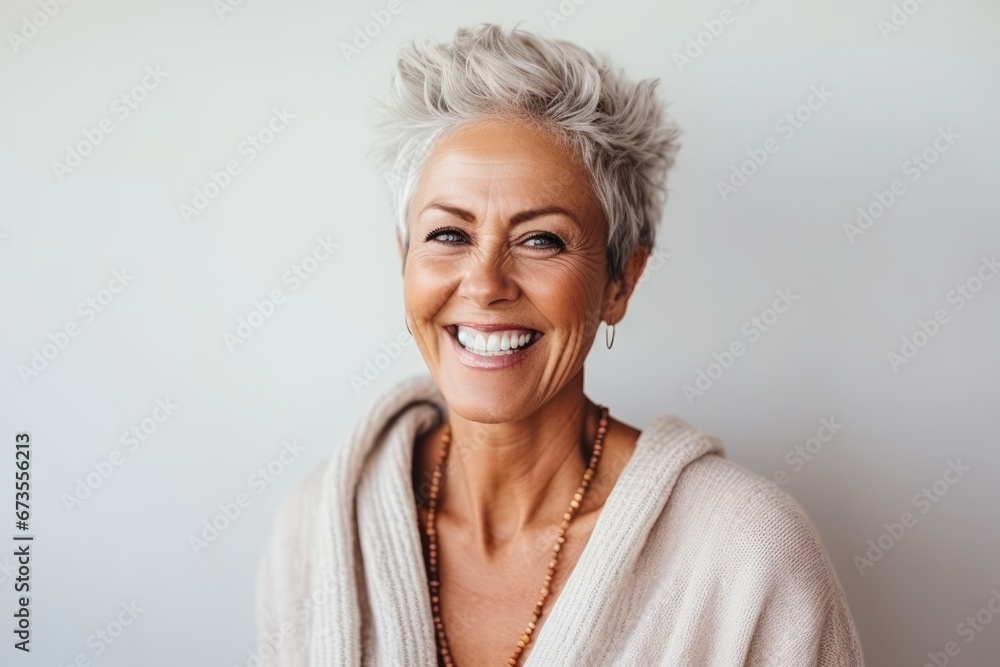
[452,324,542,357]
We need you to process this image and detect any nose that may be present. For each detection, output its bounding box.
[458,235,520,306]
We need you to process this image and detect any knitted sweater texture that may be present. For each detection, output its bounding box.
[256,374,865,666]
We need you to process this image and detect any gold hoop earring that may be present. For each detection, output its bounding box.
[606,323,615,349]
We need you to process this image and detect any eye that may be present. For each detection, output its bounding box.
[425,227,467,244]
[522,233,566,251]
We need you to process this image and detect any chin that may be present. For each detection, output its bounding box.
[434,370,539,425]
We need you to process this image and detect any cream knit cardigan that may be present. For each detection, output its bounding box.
[256,374,865,666]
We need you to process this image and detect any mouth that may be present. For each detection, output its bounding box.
[446,323,543,357]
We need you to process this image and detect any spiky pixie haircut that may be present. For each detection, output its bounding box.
[369,23,682,281]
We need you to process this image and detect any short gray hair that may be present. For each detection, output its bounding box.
[369,23,682,280]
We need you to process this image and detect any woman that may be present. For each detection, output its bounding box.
[256,23,865,666]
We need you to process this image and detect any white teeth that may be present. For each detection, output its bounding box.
[454,325,538,357]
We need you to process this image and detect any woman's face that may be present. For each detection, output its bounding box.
[402,118,637,423]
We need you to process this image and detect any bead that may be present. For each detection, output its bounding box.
[423,406,609,666]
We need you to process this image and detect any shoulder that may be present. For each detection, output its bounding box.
[597,419,864,663]
[663,455,864,665]
[672,453,802,521]
[668,452,840,584]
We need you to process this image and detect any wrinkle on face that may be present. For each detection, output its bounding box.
[403,117,615,423]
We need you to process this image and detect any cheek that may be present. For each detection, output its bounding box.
[403,255,456,321]
[527,263,604,337]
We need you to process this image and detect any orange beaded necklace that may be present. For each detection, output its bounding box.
[423,405,610,666]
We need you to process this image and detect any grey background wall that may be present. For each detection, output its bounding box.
[1,0,998,665]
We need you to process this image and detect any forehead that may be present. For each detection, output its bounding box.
[413,118,596,209]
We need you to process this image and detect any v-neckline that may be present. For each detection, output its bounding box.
[519,420,656,665]
[393,403,665,666]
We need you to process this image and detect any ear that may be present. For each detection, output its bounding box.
[602,246,650,325]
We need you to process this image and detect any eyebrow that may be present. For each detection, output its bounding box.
[420,203,579,226]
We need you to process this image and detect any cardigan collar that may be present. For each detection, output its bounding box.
[310,374,725,666]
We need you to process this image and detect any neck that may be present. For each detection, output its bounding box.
[435,372,601,560]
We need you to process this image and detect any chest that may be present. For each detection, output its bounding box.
[417,510,600,666]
